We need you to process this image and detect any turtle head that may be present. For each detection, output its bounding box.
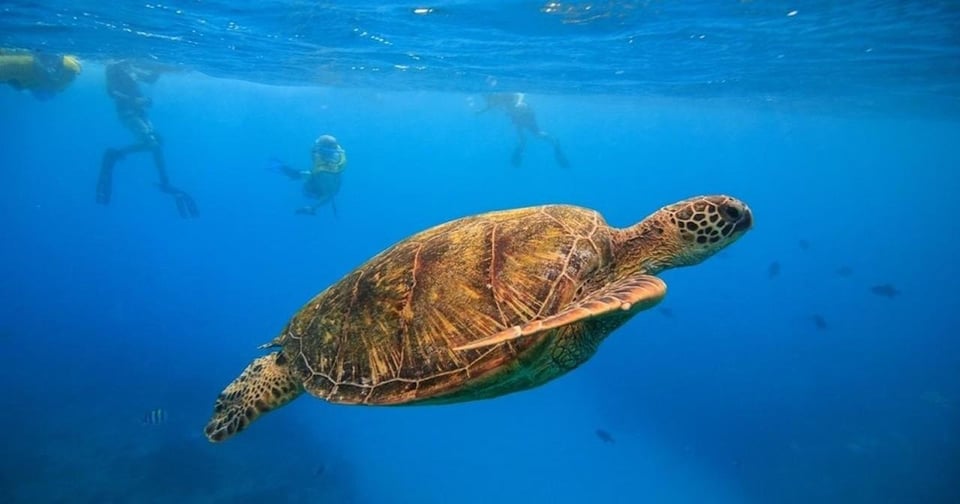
[617,195,753,274]
[655,194,752,268]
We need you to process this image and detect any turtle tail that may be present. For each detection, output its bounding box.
[204,352,304,442]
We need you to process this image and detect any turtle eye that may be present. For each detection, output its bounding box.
[722,205,741,220]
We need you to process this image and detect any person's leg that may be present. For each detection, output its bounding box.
[113,114,157,157]
[533,129,569,169]
[151,145,198,218]
[150,144,171,188]
[148,136,199,218]
[511,129,527,167]
[97,113,151,205]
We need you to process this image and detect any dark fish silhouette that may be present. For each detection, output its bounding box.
[870,284,900,298]
[835,266,853,277]
[142,408,168,425]
[798,239,810,251]
[659,307,674,318]
[595,429,615,444]
[767,261,781,278]
[811,314,828,330]
[314,463,326,477]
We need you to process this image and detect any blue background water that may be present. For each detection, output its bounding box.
[1,1,959,503]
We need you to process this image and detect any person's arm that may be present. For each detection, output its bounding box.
[136,69,162,84]
[106,86,147,107]
[475,95,500,114]
[279,165,309,180]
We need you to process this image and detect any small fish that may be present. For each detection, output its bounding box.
[142,408,168,425]
[798,239,810,251]
[767,261,781,278]
[811,314,827,330]
[870,284,900,298]
[314,463,326,477]
[658,307,674,318]
[835,266,853,277]
[595,429,615,444]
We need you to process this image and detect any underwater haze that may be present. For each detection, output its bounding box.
[1,1,959,503]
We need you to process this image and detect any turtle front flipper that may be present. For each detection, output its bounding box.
[204,352,304,442]
[454,274,667,351]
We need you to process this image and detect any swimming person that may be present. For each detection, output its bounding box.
[274,134,347,217]
[477,92,569,168]
[0,48,81,100]
[96,60,198,219]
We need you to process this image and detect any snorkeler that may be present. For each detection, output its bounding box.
[96,60,198,219]
[477,92,569,168]
[273,134,347,217]
[0,48,81,100]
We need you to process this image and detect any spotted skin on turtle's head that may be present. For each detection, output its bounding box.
[662,195,752,266]
[204,352,304,443]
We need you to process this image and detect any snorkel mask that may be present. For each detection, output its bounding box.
[311,135,345,173]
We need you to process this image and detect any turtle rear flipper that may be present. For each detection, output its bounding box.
[204,352,303,442]
[454,274,667,351]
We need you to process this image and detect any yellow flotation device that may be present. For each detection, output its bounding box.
[0,50,81,93]
[312,148,347,174]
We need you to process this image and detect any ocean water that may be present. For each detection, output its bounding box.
[1,1,958,503]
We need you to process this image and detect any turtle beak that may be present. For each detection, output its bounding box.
[717,198,752,235]
[734,205,753,232]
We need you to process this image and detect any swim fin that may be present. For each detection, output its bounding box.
[510,146,523,167]
[159,183,199,218]
[553,145,570,169]
[174,191,199,218]
[96,149,121,205]
[268,158,303,180]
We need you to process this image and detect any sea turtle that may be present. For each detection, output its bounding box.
[204,194,753,442]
